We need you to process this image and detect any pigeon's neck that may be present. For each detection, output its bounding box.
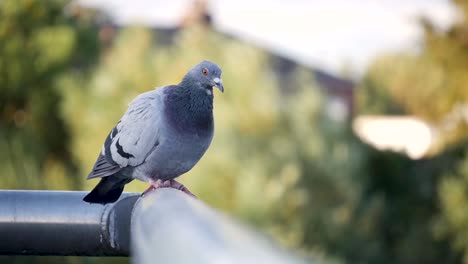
[164,84,213,134]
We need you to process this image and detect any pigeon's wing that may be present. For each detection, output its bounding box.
[87,89,163,180]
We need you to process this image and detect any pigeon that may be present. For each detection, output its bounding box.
[83,60,224,204]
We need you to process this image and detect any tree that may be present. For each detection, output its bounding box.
[0,0,100,190]
[356,0,468,263]
[358,1,468,152]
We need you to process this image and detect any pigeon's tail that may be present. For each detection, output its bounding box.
[83,176,129,204]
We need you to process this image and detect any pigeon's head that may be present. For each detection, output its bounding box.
[183,60,224,93]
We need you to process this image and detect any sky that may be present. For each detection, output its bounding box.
[77,0,458,76]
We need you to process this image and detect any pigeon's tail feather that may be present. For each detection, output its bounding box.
[83,177,129,204]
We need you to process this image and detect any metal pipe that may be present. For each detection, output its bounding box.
[0,190,139,256]
[131,188,310,264]
[0,189,312,262]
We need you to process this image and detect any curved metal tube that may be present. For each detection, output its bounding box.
[131,188,309,264]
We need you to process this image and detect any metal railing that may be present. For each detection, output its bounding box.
[0,189,311,263]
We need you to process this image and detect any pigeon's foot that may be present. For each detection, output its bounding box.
[167,179,197,198]
[141,179,197,198]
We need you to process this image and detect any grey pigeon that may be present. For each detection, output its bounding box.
[83,60,224,204]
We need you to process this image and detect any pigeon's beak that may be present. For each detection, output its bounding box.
[213,77,224,93]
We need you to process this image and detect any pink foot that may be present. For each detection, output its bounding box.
[141,179,197,198]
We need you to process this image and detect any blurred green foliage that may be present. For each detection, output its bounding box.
[0,0,100,191]
[2,0,468,264]
[358,0,468,151]
[356,0,468,263]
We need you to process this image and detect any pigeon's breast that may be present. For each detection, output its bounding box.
[162,85,214,137]
[132,114,214,181]
[130,86,214,182]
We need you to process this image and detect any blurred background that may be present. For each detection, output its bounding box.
[1,0,467,263]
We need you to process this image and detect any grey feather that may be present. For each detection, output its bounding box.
[87,153,121,179]
[109,89,163,167]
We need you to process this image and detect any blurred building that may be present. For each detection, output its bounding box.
[269,55,354,122]
[73,0,355,122]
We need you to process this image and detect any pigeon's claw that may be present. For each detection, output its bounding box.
[168,180,197,198]
[141,179,197,198]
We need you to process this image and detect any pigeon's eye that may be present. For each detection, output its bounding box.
[202,68,208,76]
